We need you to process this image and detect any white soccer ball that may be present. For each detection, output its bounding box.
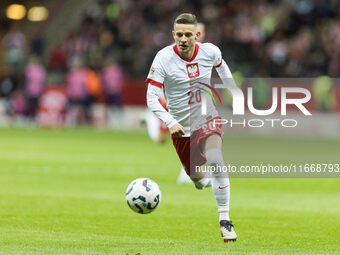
[126,178,161,214]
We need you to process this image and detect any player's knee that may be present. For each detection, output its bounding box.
[205,149,229,178]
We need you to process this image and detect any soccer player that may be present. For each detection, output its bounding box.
[176,22,205,184]
[146,13,237,242]
[144,23,206,182]
[196,22,206,43]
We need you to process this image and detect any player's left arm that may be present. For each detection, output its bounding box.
[214,60,233,80]
[213,49,233,80]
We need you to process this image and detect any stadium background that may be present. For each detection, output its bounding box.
[0,0,339,254]
[1,0,340,128]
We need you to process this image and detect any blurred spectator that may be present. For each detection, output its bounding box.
[8,90,27,118]
[65,58,90,125]
[0,65,17,98]
[24,55,46,118]
[86,66,106,128]
[101,57,124,128]
[48,43,68,71]
[2,25,26,75]
[86,66,102,104]
[30,36,45,56]
[312,76,336,111]
[66,58,88,104]
[101,57,124,107]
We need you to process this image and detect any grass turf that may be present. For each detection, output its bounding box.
[0,128,339,254]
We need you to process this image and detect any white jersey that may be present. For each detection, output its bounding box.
[146,42,233,137]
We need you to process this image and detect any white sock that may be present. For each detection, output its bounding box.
[219,211,230,222]
[212,177,230,222]
[205,149,230,222]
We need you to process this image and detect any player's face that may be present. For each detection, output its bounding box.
[172,24,200,58]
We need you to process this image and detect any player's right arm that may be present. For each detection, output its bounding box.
[146,85,184,137]
[146,52,184,137]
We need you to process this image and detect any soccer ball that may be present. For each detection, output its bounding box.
[126,178,161,214]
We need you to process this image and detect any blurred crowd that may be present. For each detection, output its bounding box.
[67,0,339,77]
[0,0,339,123]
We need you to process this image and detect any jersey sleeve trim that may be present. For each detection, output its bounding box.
[145,78,163,88]
[213,58,223,68]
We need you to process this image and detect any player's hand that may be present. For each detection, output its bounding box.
[170,123,185,138]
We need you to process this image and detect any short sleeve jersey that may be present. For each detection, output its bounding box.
[146,42,230,137]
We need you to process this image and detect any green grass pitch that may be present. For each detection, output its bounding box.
[0,128,339,254]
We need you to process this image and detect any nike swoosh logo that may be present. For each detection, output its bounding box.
[218,185,229,190]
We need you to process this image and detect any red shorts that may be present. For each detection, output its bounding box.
[171,117,223,175]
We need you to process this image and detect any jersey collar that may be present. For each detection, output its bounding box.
[173,43,199,62]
